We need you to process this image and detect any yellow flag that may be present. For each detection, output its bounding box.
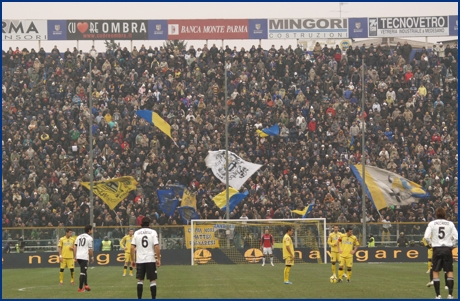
[181,189,197,210]
[291,208,308,216]
[152,112,172,139]
[256,129,269,138]
[80,176,138,210]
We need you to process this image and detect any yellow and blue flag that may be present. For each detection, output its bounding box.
[256,124,280,137]
[136,110,175,144]
[350,164,429,211]
[212,187,249,212]
[157,189,180,217]
[291,204,314,218]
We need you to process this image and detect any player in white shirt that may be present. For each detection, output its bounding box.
[424,207,458,299]
[73,225,94,293]
[131,217,161,299]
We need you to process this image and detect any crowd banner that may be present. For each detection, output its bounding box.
[2,19,48,41]
[66,20,148,40]
[148,20,168,40]
[368,16,450,37]
[268,18,348,39]
[47,20,67,40]
[348,17,368,39]
[167,19,251,40]
[449,15,458,36]
[184,225,220,249]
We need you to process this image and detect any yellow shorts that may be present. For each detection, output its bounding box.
[330,251,339,263]
[340,256,353,268]
[339,256,353,268]
[60,258,75,269]
[124,252,131,263]
[284,257,295,266]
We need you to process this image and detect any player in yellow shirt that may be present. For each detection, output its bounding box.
[327,225,342,278]
[337,227,359,283]
[58,229,76,285]
[120,229,134,276]
[282,225,294,284]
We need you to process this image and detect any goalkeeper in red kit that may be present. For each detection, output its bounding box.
[260,229,274,266]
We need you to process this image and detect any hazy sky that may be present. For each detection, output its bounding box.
[2,2,458,51]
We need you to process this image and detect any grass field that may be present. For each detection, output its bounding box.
[2,262,457,299]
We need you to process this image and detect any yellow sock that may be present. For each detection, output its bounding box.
[71,272,74,282]
[59,272,64,283]
[331,263,336,276]
[428,261,432,271]
[347,270,352,280]
[338,268,344,279]
[287,266,291,282]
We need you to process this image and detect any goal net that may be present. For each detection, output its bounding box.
[190,218,327,265]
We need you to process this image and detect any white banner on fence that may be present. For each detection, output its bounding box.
[268,18,348,39]
[2,19,48,41]
[368,16,449,37]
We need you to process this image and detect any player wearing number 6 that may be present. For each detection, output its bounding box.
[74,225,94,293]
[260,229,274,266]
[423,207,458,299]
[131,217,161,299]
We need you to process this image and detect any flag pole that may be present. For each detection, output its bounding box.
[223,39,231,248]
[88,58,94,239]
[361,57,366,246]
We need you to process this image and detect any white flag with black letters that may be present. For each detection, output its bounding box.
[205,150,262,190]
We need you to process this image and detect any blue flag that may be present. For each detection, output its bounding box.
[177,206,200,224]
[262,124,280,136]
[166,184,186,198]
[157,189,180,217]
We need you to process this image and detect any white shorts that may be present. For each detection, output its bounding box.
[263,247,273,255]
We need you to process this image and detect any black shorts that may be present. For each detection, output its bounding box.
[136,262,157,281]
[77,259,88,274]
[432,247,454,273]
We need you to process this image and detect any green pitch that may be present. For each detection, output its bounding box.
[2,262,457,299]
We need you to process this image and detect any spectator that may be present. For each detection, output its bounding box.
[0,40,457,240]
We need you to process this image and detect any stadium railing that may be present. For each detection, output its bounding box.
[2,222,457,253]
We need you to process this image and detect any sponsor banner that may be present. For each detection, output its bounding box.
[449,15,458,36]
[2,19,47,41]
[268,18,348,39]
[348,17,368,39]
[4,247,453,268]
[167,19,249,40]
[2,250,190,269]
[47,20,67,40]
[67,20,148,40]
[184,225,220,249]
[148,20,168,40]
[248,19,268,39]
[241,247,429,264]
[369,16,449,37]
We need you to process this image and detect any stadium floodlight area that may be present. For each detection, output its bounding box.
[190,218,327,265]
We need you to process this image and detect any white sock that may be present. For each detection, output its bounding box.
[262,258,265,264]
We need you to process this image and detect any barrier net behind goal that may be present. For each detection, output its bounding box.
[190,219,326,265]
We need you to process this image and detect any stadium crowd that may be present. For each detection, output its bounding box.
[1,40,458,242]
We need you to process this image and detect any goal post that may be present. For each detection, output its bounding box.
[190,218,327,265]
